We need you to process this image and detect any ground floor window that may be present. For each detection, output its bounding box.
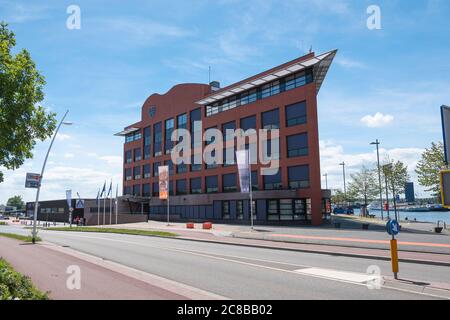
[222,201,230,220]
[267,199,310,221]
[236,200,244,220]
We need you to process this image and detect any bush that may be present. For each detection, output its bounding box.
[0,259,48,300]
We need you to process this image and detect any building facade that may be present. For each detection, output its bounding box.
[117,50,336,226]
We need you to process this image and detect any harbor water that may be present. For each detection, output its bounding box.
[355,208,450,225]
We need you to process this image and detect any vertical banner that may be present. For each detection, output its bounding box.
[441,170,450,208]
[441,105,450,165]
[159,166,169,200]
[66,190,72,208]
[236,150,250,193]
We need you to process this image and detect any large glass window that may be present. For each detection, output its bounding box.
[236,201,244,220]
[144,126,151,146]
[142,184,150,197]
[177,113,187,129]
[262,109,280,129]
[263,170,282,190]
[165,160,174,175]
[165,118,174,154]
[125,150,132,164]
[286,101,307,127]
[134,148,141,162]
[267,200,279,221]
[123,186,131,196]
[133,184,141,196]
[153,162,160,177]
[152,182,159,197]
[153,122,162,156]
[125,168,132,181]
[176,180,187,195]
[251,170,258,191]
[134,166,141,180]
[143,164,151,179]
[190,177,202,194]
[240,115,256,131]
[206,176,218,193]
[190,108,202,147]
[144,146,151,160]
[191,154,202,172]
[288,165,310,189]
[222,201,230,220]
[287,133,308,157]
[222,173,237,193]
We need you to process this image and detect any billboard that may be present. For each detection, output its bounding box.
[158,166,169,200]
[25,173,41,188]
[441,170,450,208]
[236,150,250,193]
[441,105,450,165]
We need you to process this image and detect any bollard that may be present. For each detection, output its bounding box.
[390,238,399,279]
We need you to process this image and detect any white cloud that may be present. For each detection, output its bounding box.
[335,57,366,69]
[360,112,394,128]
[56,134,71,142]
[64,153,75,159]
[99,156,122,166]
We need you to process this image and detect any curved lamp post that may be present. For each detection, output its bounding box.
[32,110,72,244]
[370,139,384,220]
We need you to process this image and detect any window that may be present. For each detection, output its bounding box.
[222,173,237,192]
[222,121,236,142]
[261,80,280,98]
[280,199,294,221]
[294,199,308,221]
[144,146,151,160]
[134,148,141,162]
[143,164,151,179]
[165,118,174,154]
[153,162,160,177]
[240,115,256,131]
[222,201,230,220]
[190,108,202,147]
[177,162,187,174]
[144,127,151,146]
[125,168,132,181]
[267,199,308,221]
[264,170,282,190]
[134,130,142,141]
[124,186,131,196]
[286,101,307,127]
[251,171,258,191]
[287,133,308,157]
[133,184,141,196]
[262,109,280,130]
[125,134,134,144]
[267,200,279,221]
[142,184,150,197]
[191,154,202,172]
[206,176,218,193]
[165,160,174,175]
[134,166,141,180]
[153,122,162,156]
[176,180,187,195]
[288,165,310,189]
[125,150,132,164]
[223,148,235,167]
[177,113,187,129]
[236,201,244,220]
[190,177,202,194]
[152,182,159,197]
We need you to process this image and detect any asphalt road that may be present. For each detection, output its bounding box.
[1,225,450,300]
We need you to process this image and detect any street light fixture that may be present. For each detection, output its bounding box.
[371,139,384,220]
[339,162,346,206]
[32,110,72,244]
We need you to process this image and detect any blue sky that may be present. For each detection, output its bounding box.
[1,0,449,203]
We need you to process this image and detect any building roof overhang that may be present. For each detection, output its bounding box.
[114,127,141,137]
[196,49,337,105]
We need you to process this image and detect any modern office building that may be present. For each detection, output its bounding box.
[116,50,337,225]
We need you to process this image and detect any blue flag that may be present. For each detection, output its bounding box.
[100,181,106,197]
[96,189,100,205]
[107,180,113,197]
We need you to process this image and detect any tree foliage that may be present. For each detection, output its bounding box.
[6,195,24,210]
[415,142,446,198]
[347,166,379,205]
[381,159,410,196]
[0,22,56,182]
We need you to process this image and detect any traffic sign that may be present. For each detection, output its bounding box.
[386,220,400,236]
[25,173,41,188]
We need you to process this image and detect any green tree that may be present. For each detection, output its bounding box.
[331,189,356,206]
[347,166,379,206]
[382,159,410,196]
[415,142,446,199]
[0,22,56,182]
[6,195,24,210]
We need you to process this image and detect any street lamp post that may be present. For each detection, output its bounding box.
[371,139,384,220]
[339,162,347,206]
[383,164,392,220]
[32,110,72,244]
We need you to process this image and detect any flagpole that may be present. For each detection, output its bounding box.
[109,192,112,225]
[103,194,106,227]
[115,184,118,225]
[249,148,254,230]
[97,190,100,226]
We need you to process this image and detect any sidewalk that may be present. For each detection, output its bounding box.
[0,236,222,300]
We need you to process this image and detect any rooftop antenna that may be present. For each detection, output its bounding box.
[309,45,313,53]
[208,66,211,84]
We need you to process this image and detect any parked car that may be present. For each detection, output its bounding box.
[333,207,354,215]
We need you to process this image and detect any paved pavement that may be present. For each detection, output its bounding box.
[2,224,450,299]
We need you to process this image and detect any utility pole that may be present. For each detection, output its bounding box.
[339,162,347,206]
[371,139,384,220]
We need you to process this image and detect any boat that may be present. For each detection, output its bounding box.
[428,204,450,212]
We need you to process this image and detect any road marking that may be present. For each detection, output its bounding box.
[270,234,450,249]
[294,268,381,284]
[37,230,450,299]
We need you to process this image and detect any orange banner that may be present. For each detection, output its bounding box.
[158,166,169,200]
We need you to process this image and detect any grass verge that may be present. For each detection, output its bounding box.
[46,227,178,238]
[0,258,49,300]
[0,222,8,226]
[0,232,41,243]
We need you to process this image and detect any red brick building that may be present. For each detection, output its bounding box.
[116,50,336,225]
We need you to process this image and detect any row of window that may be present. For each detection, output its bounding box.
[125,130,142,143]
[40,208,65,214]
[124,165,310,197]
[124,101,307,162]
[206,69,313,117]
